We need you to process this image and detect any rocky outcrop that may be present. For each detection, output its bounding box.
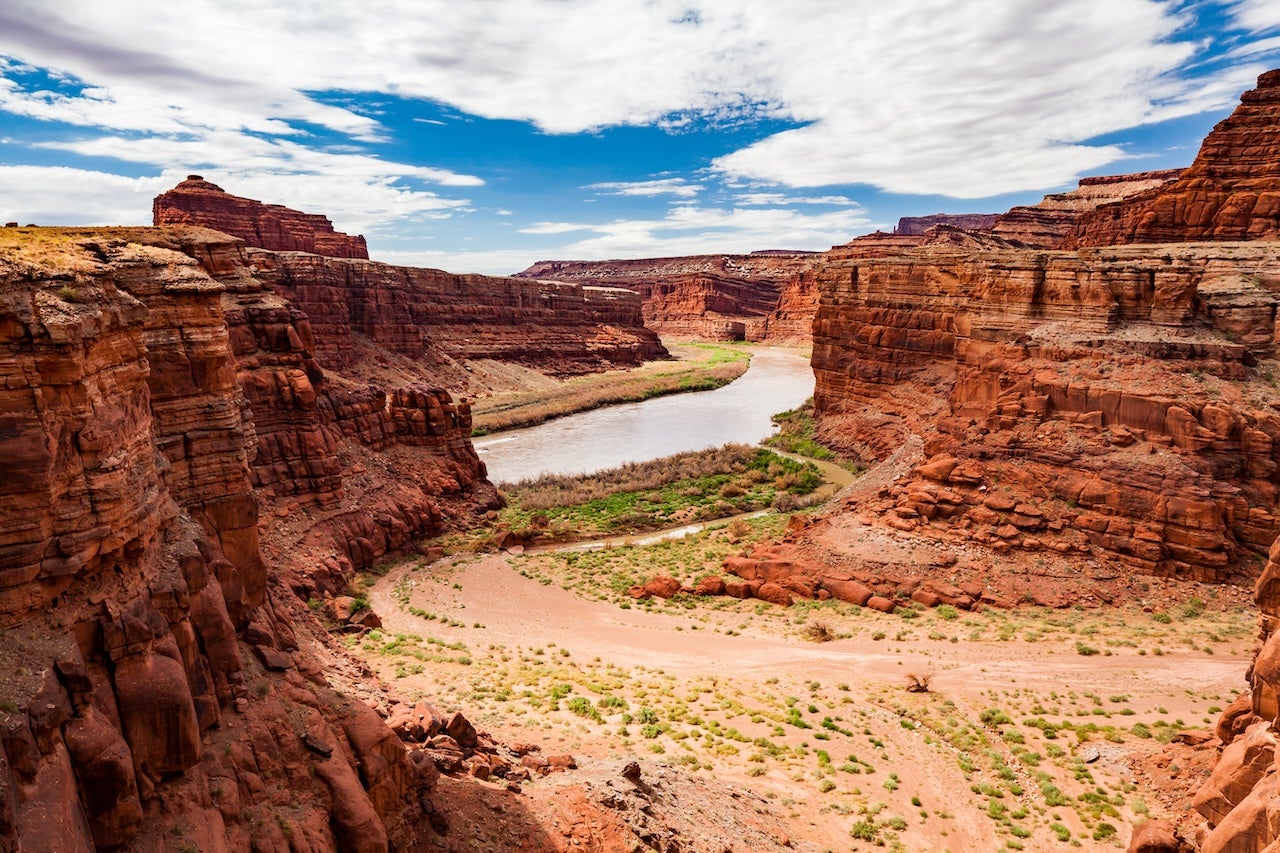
[991,171,1183,248]
[0,226,497,851]
[631,273,781,339]
[756,268,820,344]
[1197,535,1280,849]
[516,252,819,341]
[154,175,370,258]
[810,240,1280,583]
[1070,71,1280,246]
[894,213,1000,235]
[787,73,1280,592]
[251,250,665,376]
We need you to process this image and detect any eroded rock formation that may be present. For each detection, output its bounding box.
[516,252,818,341]
[992,170,1184,248]
[154,176,370,258]
[809,240,1280,583]
[894,213,1001,235]
[1070,70,1280,246]
[254,251,665,377]
[1196,535,1280,850]
[0,226,498,851]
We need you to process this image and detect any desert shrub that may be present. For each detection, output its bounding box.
[904,671,932,693]
[804,620,835,642]
[849,821,878,841]
[980,708,1011,727]
[566,697,601,721]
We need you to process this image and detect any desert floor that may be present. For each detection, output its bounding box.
[358,522,1252,852]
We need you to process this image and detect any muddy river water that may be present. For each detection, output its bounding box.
[472,348,815,483]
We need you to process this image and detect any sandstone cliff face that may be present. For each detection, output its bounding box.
[154,176,370,258]
[1070,71,1280,246]
[991,170,1183,248]
[810,240,1280,584]
[252,251,665,377]
[631,273,781,340]
[755,268,820,344]
[516,252,818,342]
[1195,535,1280,850]
[894,213,1000,235]
[0,227,497,852]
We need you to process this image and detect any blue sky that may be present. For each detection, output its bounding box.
[1,1,1279,275]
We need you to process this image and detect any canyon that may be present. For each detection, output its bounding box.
[722,68,1280,851]
[516,252,819,343]
[0,191,669,850]
[3,60,1280,853]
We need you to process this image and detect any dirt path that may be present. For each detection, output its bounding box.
[371,553,1240,699]
[366,548,1247,852]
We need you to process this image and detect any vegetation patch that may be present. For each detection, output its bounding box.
[764,398,859,471]
[471,342,751,434]
[496,444,823,540]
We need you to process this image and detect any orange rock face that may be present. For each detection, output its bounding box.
[991,170,1183,248]
[251,251,665,376]
[0,226,497,851]
[1070,71,1280,246]
[516,252,819,342]
[810,240,1280,582]
[154,175,370,258]
[1200,536,1280,849]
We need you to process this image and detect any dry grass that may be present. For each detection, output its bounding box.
[470,343,750,434]
[502,443,762,502]
[364,535,1254,851]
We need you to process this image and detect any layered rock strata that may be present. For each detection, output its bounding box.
[0,226,497,851]
[991,170,1183,248]
[894,213,1000,235]
[154,176,370,258]
[1070,71,1280,246]
[810,240,1280,583]
[250,250,665,376]
[516,252,818,341]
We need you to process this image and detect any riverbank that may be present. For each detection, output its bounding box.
[474,347,815,483]
[470,342,757,435]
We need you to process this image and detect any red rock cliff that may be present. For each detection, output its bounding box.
[894,213,1001,235]
[991,170,1184,247]
[810,239,1280,584]
[516,252,819,341]
[795,73,1280,596]
[250,251,666,376]
[1069,70,1280,246]
[154,176,370,259]
[0,226,497,851]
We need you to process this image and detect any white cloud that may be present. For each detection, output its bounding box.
[1231,0,1280,33]
[519,221,599,235]
[0,0,1274,265]
[1228,35,1280,58]
[0,165,170,225]
[587,178,704,198]
[0,0,1265,203]
[733,192,860,206]
[519,203,871,261]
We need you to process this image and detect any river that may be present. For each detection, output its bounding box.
[473,347,815,483]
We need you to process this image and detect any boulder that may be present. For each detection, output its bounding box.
[755,582,794,607]
[643,576,681,599]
